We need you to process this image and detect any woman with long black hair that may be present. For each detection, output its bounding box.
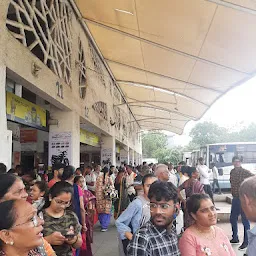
[62,166,86,256]
[42,181,82,256]
[114,167,130,219]
[62,166,86,234]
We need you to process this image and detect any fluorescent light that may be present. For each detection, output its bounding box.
[114,9,134,15]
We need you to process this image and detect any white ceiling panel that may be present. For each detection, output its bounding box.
[199,5,256,73]
[75,0,256,134]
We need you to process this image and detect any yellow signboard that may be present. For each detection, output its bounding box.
[80,129,99,147]
[6,92,47,130]
[116,145,120,154]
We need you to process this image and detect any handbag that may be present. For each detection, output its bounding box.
[104,183,118,200]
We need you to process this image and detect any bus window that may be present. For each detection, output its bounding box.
[215,152,234,164]
[219,154,224,163]
[238,152,256,163]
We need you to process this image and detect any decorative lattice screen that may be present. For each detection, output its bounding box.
[92,101,108,120]
[88,42,106,87]
[6,0,72,85]
[78,38,87,99]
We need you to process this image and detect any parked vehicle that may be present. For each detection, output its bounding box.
[191,150,200,167]
[199,142,256,189]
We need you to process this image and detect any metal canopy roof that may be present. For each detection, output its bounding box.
[75,0,256,134]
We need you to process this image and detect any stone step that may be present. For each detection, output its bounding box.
[213,193,229,202]
[217,209,231,223]
[215,200,240,223]
[226,195,233,204]
[215,201,231,222]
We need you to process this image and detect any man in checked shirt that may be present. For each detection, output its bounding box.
[127,181,180,256]
[230,156,254,252]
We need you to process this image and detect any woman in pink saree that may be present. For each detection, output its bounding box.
[74,176,96,256]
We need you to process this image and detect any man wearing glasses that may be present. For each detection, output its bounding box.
[127,181,180,256]
[230,156,254,251]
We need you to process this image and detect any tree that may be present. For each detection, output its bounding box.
[142,132,182,164]
[154,148,171,163]
[237,123,256,142]
[188,121,256,151]
[189,121,228,147]
[183,141,200,152]
[142,132,168,158]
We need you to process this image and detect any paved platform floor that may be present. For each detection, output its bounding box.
[92,220,119,256]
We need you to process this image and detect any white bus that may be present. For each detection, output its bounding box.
[191,150,200,167]
[200,142,256,189]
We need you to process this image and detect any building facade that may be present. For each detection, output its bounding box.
[0,0,142,170]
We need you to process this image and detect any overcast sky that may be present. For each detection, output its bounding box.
[173,76,256,146]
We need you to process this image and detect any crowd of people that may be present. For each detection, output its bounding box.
[0,156,255,255]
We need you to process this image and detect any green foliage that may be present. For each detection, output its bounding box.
[237,123,256,142]
[183,141,200,152]
[189,121,256,150]
[154,147,182,165]
[142,132,167,158]
[142,132,182,165]
[142,123,256,164]
[189,121,227,147]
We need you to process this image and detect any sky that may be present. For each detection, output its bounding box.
[172,76,256,146]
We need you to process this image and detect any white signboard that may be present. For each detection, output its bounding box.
[48,132,72,167]
[101,148,113,164]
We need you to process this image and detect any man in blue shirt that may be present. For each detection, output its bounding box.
[240,175,256,256]
[116,173,157,254]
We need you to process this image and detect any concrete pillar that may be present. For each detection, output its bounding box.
[139,154,142,165]
[130,149,135,166]
[128,149,134,165]
[126,146,130,165]
[120,148,129,165]
[101,135,116,166]
[0,65,12,169]
[135,152,139,166]
[49,108,80,168]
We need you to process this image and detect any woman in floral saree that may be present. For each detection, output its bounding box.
[95,167,113,232]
